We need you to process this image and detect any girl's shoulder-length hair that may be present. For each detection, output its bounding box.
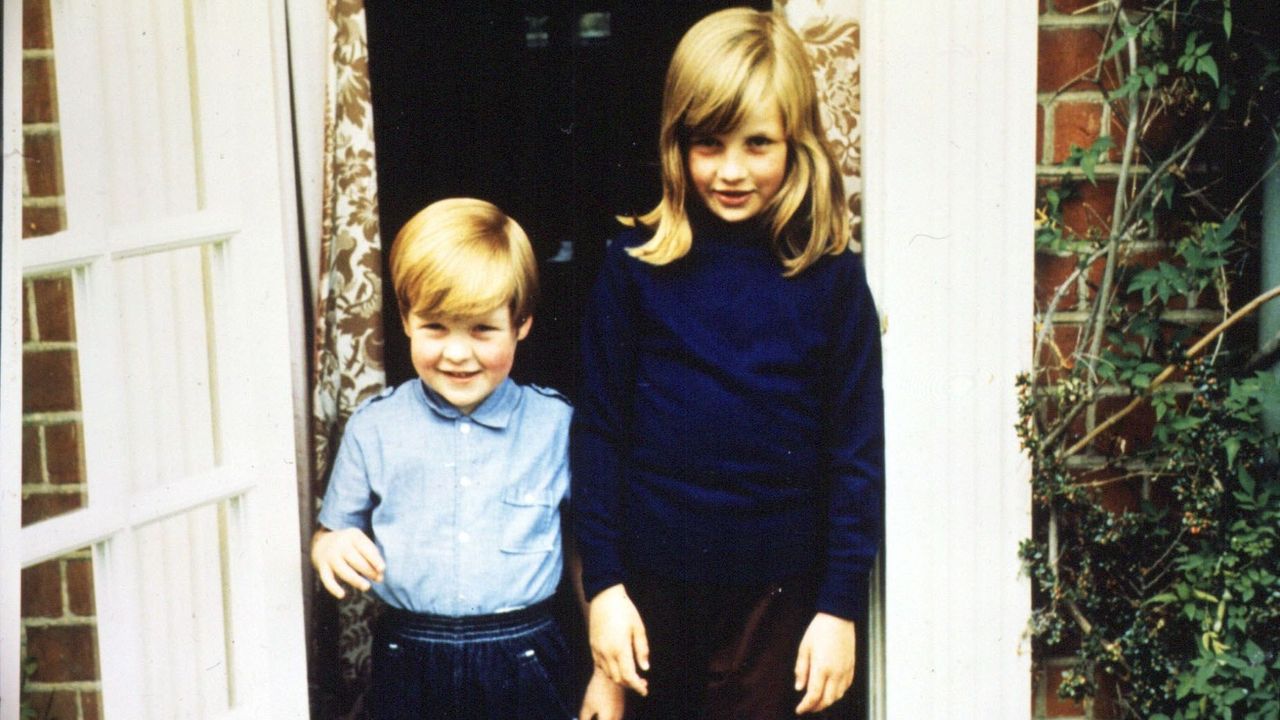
[626,7,849,277]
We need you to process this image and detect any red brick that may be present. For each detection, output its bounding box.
[32,274,76,342]
[22,57,57,124]
[21,560,62,619]
[22,491,83,527]
[23,0,54,50]
[22,280,33,343]
[1052,101,1104,164]
[1053,0,1113,14]
[23,132,65,198]
[45,423,84,485]
[22,204,66,238]
[1077,466,1144,516]
[1090,395,1157,456]
[22,425,42,486]
[1043,664,1086,716]
[1037,104,1046,163]
[24,624,100,682]
[66,557,96,617]
[1060,180,1116,238]
[22,348,80,414]
[19,690,78,720]
[1036,250,1082,313]
[1039,27,1107,93]
[82,689,102,720]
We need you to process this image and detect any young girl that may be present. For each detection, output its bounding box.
[571,7,884,720]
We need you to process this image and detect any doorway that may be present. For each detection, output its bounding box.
[365,0,768,395]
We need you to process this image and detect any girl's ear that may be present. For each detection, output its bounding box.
[516,314,533,341]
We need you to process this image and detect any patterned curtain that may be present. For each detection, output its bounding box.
[779,0,863,246]
[310,0,384,717]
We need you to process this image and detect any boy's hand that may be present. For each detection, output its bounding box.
[310,528,385,599]
[794,612,856,714]
[588,584,650,696]
[579,667,626,720]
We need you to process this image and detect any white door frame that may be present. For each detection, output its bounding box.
[861,1,1036,716]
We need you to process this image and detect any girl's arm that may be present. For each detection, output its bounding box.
[571,238,651,696]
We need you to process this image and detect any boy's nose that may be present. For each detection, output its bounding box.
[441,337,471,362]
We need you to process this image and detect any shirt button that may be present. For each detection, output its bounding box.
[459,422,471,435]
[458,531,470,543]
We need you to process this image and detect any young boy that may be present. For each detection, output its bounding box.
[312,198,622,720]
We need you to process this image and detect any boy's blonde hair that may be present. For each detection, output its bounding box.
[627,7,848,276]
[389,198,538,324]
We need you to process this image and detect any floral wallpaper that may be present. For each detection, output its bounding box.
[311,0,384,717]
[779,0,863,244]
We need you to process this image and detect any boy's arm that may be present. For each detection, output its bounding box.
[310,526,384,599]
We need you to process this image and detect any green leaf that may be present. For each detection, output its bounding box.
[1198,55,1221,87]
[1223,9,1232,39]
[1224,437,1241,467]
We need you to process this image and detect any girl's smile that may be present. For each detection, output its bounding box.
[686,98,788,223]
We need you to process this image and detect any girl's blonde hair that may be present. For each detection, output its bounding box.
[627,7,848,277]
[389,198,538,324]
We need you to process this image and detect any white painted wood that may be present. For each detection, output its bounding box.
[861,0,1036,717]
[1,2,25,719]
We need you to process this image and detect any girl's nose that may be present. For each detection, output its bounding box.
[718,151,747,182]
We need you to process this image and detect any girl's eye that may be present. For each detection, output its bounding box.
[690,136,720,149]
[747,135,776,148]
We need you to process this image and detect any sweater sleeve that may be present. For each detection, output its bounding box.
[570,240,637,601]
[815,252,885,620]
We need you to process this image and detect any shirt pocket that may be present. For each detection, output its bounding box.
[500,486,559,554]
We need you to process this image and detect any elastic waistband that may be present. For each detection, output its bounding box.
[378,597,557,642]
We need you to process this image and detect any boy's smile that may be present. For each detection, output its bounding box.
[403,306,531,414]
[685,98,788,224]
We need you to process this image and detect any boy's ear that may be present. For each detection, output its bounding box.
[516,314,533,341]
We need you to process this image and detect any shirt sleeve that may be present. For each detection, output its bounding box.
[816,252,885,620]
[570,240,637,601]
[316,415,377,534]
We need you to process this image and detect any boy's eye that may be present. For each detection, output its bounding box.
[473,325,498,333]
[420,321,446,331]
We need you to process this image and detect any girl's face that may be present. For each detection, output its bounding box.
[685,97,788,224]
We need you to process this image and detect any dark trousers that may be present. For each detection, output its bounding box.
[625,573,865,720]
[370,599,575,720]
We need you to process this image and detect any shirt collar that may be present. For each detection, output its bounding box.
[415,377,521,429]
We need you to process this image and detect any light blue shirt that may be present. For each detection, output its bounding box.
[318,377,572,615]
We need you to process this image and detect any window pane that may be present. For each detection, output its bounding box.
[21,548,103,720]
[22,273,87,526]
[115,246,219,493]
[134,503,233,718]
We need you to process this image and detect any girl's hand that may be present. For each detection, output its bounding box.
[588,584,650,696]
[579,667,627,720]
[794,612,856,714]
[310,528,385,599]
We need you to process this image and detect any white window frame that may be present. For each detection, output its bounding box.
[2,2,309,718]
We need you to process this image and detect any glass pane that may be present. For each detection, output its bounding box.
[103,0,202,225]
[22,273,87,526]
[20,548,104,719]
[115,246,219,493]
[22,0,68,238]
[134,503,233,719]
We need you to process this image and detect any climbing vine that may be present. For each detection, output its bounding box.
[1021,2,1280,718]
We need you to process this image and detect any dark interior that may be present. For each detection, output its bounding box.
[366,0,768,398]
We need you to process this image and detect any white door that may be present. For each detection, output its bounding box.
[2,1,309,718]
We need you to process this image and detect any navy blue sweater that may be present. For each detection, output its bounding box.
[570,216,884,619]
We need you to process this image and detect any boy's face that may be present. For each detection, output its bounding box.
[403,305,531,415]
[685,97,788,224]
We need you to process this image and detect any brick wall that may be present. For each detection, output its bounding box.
[20,0,103,717]
[1032,1,1226,718]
